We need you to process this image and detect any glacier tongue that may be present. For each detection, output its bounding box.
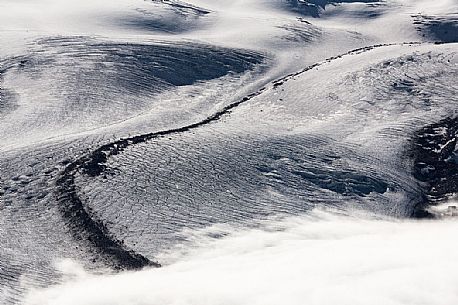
[0,1,458,304]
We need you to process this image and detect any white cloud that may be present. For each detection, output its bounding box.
[23,211,458,305]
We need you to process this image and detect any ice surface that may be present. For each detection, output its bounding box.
[0,0,457,304]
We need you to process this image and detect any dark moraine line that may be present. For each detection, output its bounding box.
[56,166,157,270]
[165,0,210,15]
[55,41,424,270]
[151,0,210,15]
[412,117,458,218]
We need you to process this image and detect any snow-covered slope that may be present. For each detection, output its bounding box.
[0,0,457,304]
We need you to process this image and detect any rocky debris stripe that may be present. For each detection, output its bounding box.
[55,41,425,270]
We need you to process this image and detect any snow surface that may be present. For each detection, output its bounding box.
[0,0,457,304]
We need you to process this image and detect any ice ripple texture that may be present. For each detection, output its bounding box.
[1,0,458,304]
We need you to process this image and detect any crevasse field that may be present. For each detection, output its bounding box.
[0,1,457,304]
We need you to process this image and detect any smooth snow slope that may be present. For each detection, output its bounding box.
[0,0,457,304]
